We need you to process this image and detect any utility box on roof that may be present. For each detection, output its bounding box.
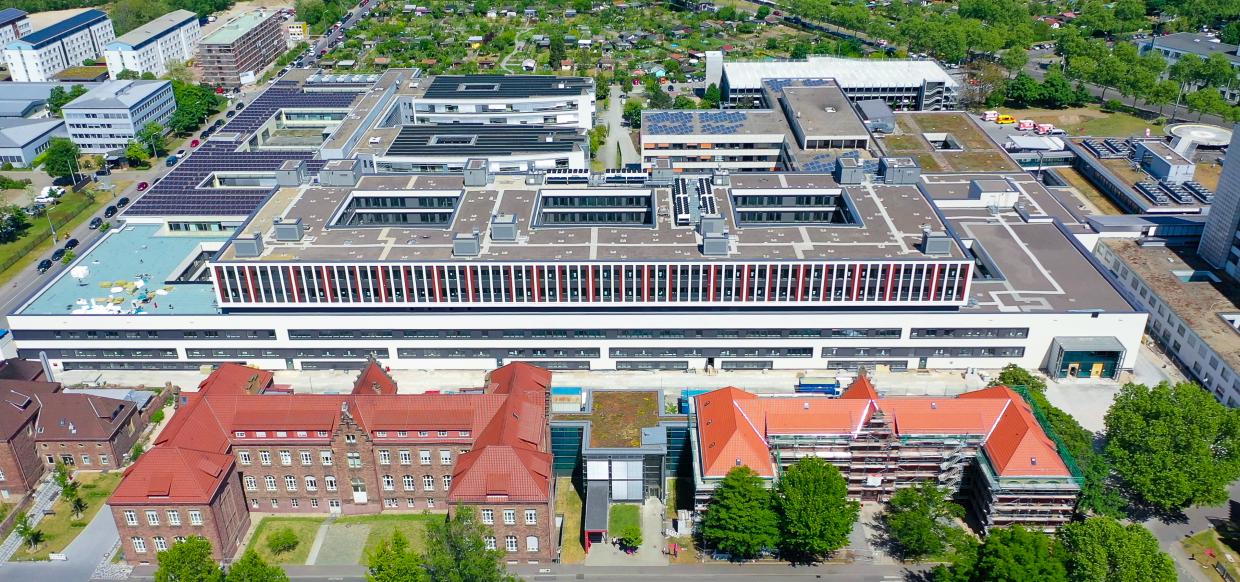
[834,157,864,184]
[464,158,489,186]
[880,157,920,185]
[490,214,518,241]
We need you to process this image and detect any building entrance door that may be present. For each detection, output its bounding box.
[351,479,367,504]
[1067,363,1080,377]
[1090,363,1105,378]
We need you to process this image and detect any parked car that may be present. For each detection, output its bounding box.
[136,181,149,191]
[37,259,52,273]
[103,205,117,218]
[89,217,103,229]
[176,149,186,157]
[165,156,178,167]
[25,204,46,216]
[190,139,200,148]
[50,248,65,262]
[95,168,110,177]
[225,110,236,118]
[117,196,130,208]
[213,119,224,128]
[236,101,245,110]
[64,238,79,250]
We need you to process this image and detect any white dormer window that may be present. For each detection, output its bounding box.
[235,431,246,438]
[297,431,308,438]
[256,431,267,438]
[376,431,388,437]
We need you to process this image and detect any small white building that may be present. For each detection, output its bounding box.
[62,80,175,153]
[0,117,66,168]
[3,9,114,83]
[286,21,307,46]
[0,8,33,49]
[104,10,201,80]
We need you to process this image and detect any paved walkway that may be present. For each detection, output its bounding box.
[303,515,337,565]
[0,501,120,581]
[315,523,369,565]
[601,84,640,168]
[585,498,668,567]
[0,478,59,561]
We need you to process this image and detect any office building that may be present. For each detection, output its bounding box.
[3,10,114,83]
[400,75,596,131]
[62,80,175,153]
[6,71,1145,378]
[1139,33,1239,103]
[0,117,66,167]
[197,11,287,87]
[110,361,555,564]
[1198,125,1240,274]
[691,377,1081,532]
[104,10,201,80]
[0,8,32,48]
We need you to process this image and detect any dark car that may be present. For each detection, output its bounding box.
[225,110,236,118]
[117,196,130,208]
[103,205,117,218]
[89,217,103,229]
[50,248,65,262]
[95,168,110,177]
[236,101,245,110]
[213,119,224,128]
[136,181,149,191]
[37,259,52,273]
[64,238,79,250]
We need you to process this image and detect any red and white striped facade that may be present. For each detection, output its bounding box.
[212,260,973,308]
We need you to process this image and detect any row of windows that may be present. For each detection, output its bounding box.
[479,508,539,526]
[45,452,111,467]
[34,329,275,340]
[238,448,463,468]
[130,535,184,553]
[242,474,453,493]
[909,328,1029,339]
[289,328,904,340]
[123,509,203,527]
[484,535,539,553]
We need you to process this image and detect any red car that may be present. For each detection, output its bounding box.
[137,182,149,191]
[190,139,200,148]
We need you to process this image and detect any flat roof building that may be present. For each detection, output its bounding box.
[1199,125,1240,275]
[104,9,201,80]
[1139,33,1239,103]
[401,75,596,131]
[0,117,66,168]
[62,80,175,153]
[197,11,287,87]
[0,8,32,49]
[3,9,114,83]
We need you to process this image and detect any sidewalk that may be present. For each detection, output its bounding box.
[0,478,59,561]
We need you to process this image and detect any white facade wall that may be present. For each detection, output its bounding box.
[62,83,176,153]
[104,18,201,79]
[4,18,115,82]
[0,15,32,47]
[407,94,595,131]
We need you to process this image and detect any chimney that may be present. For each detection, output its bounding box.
[68,422,76,434]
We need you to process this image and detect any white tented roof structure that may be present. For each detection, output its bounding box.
[723,56,959,91]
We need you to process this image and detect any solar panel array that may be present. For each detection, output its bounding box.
[1183,181,1214,204]
[800,152,836,173]
[696,177,718,215]
[544,168,590,184]
[125,85,365,216]
[602,169,647,184]
[697,110,747,135]
[1157,181,1194,204]
[645,111,696,135]
[1082,138,1130,159]
[1135,181,1170,206]
[672,178,692,226]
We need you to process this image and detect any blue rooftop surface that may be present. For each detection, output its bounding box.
[16,9,108,48]
[0,8,27,28]
[20,224,227,316]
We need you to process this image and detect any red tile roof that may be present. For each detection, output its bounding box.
[111,447,235,505]
[197,363,274,395]
[694,382,1071,479]
[352,360,397,395]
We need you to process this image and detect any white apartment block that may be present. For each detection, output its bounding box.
[62,80,175,153]
[104,10,201,79]
[0,8,33,49]
[3,10,114,83]
[400,75,596,131]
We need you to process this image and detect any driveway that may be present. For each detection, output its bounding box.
[601,85,640,169]
[0,501,120,581]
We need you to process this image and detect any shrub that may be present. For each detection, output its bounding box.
[150,409,165,424]
[267,527,300,555]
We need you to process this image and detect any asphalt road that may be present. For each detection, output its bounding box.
[253,562,923,581]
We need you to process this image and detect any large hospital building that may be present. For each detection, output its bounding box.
[7,67,1146,379]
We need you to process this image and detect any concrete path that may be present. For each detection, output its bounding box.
[314,523,369,565]
[1141,481,1240,582]
[303,515,336,565]
[0,501,120,581]
[0,478,59,561]
[601,84,640,168]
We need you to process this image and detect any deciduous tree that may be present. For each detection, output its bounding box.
[226,549,288,582]
[882,481,964,560]
[702,466,779,560]
[421,507,517,582]
[774,457,858,562]
[154,536,223,582]
[42,138,80,180]
[934,526,1067,582]
[1058,517,1174,582]
[1105,381,1240,511]
[365,531,427,582]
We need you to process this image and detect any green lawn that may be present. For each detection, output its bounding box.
[555,477,586,564]
[10,471,122,561]
[609,504,640,535]
[0,187,116,286]
[335,513,439,565]
[1183,529,1240,581]
[244,516,326,565]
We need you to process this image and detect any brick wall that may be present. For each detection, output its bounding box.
[113,468,250,564]
[0,416,44,497]
[458,497,557,562]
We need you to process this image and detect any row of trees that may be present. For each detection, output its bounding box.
[702,457,859,562]
[109,0,234,35]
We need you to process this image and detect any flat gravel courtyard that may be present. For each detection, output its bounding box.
[315,523,370,565]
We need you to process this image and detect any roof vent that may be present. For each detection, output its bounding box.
[930,401,937,409]
[803,402,810,410]
[452,232,481,257]
[1031,457,1038,466]
[735,458,742,466]
[68,422,76,434]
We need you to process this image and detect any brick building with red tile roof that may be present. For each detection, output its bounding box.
[110,362,555,565]
[691,376,1080,532]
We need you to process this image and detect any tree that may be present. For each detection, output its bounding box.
[110,0,174,35]
[1038,72,1078,109]
[0,204,31,244]
[137,122,166,157]
[702,83,722,108]
[882,481,965,561]
[14,512,44,550]
[226,549,289,582]
[622,99,643,128]
[1058,517,1174,582]
[645,79,672,109]
[1004,73,1041,107]
[991,364,1046,392]
[116,69,141,80]
[43,138,80,180]
[69,493,87,518]
[1105,381,1240,511]
[615,524,643,551]
[1222,21,1240,45]
[266,527,299,555]
[1145,79,1180,116]
[366,531,428,582]
[756,6,771,19]
[125,141,150,166]
[999,50,1028,77]
[934,526,1067,582]
[421,507,516,582]
[162,60,195,85]
[701,466,779,560]
[548,34,565,66]
[672,95,696,109]
[774,457,858,562]
[46,84,87,116]
[155,536,223,582]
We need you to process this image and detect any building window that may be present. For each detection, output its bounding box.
[81,455,91,466]
[124,510,137,526]
[459,431,470,437]
[505,536,517,552]
[279,450,292,466]
[235,432,246,438]
[175,536,186,543]
[325,475,337,491]
[376,431,387,438]
[306,476,318,491]
[143,510,159,526]
[525,509,537,525]
[251,499,260,509]
[503,509,515,525]
[271,499,279,509]
[132,537,146,553]
[482,509,494,524]
[265,475,277,491]
[379,450,391,465]
[167,510,180,526]
[189,510,202,526]
[443,475,451,490]
[384,498,398,508]
[320,450,333,465]
[311,498,319,508]
[403,475,415,491]
[347,452,362,468]
[244,476,257,491]
[397,431,408,437]
[345,434,357,444]
[526,536,539,552]
[285,475,297,492]
[439,450,451,465]
[153,536,168,551]
[399,450,412,465]
[259,450,271,465]
[485,536,496,551]
[427,498,435,508]
[101,455,109,466]
[239,451,252,465]
[419,451,431,465]
[291,498,300,508]
[383,475,395,491]
[300,451,313,465]
[438,431,448,437]
[317,431,329,437]
[423,475,434,491]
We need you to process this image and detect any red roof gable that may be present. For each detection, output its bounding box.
[197,363,274,395]
[352,360,397,395]
[111,447,234,505]
[839,375,879,400]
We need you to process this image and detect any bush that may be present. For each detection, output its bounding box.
[1102,99,1125,112]
[267,526,300,555]
[130,442,144,462]
[150,409,165,424]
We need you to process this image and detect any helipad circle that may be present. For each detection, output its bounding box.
[1165,123,1232,147]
